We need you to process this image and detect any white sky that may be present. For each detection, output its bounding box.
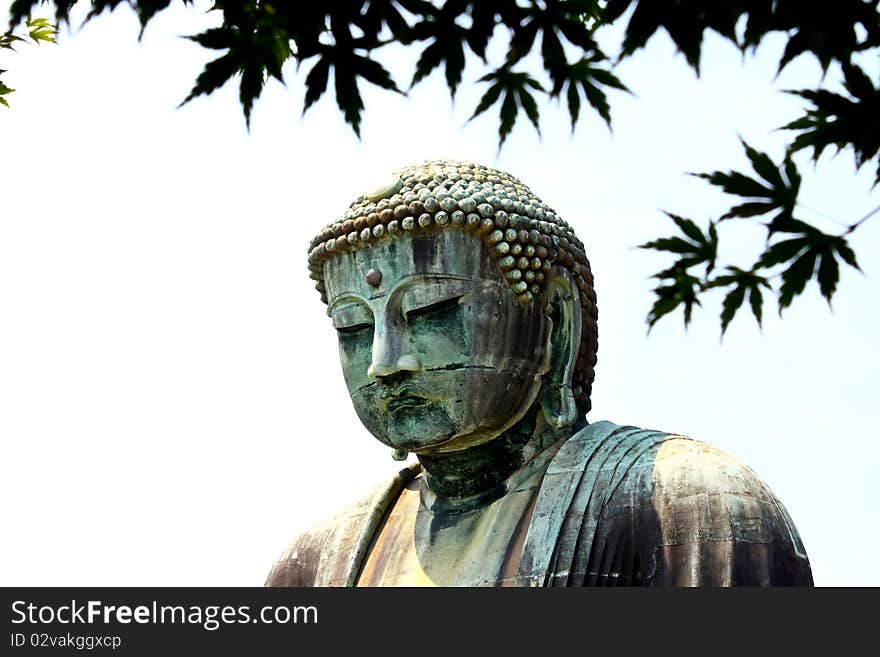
[1,2,877,586]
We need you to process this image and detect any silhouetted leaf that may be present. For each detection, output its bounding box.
[784,63,880,183]
[553,55,628,130]
[778,249,817,310]
[10,0,76,29]
[333,60,366,137]
[541,24,567,81]
[341,52,401,136]
[756,229,861,311]
[816,246,840,301]
[641,237,699,254]
[758,237,811,268]
[693,141,802,229]
[835,240,861,271]
[187,27,234,51]
[695,170,772,200]
[602,0,634,23]
[180,6,295,128]
[766,1,880,73]
[507,0,604,89]
[720,284,746,334]
[646,266,702,329]
[131,0,172,38]
[179,52,241,107]
[469,67,544,146]
[518,82,540,134]
[748,282,765,328]
[0,78,14,107]
[411,40,444,87]
[640,212,717,274]
[409,10,469,96]
[707,267,772,334]
[499,91,518,144]
[360,0,422,46]
[0,33,22,49]
[302,56,330,113]
[507,20,539,65]
[298,41,403,136]
[239,61,264,127]
[467,0,507,59]
[8,1,40,28]
[605,0,740,73]
[470,82,503,119]
[556,0,602,48]
[668,213,705,244]
[84,1,127,23]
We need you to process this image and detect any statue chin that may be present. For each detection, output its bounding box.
[355,399,501,454]
[348,364,546,454]
[376,402,459,452]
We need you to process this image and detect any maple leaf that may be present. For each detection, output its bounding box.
[603,0,741,73]
[405,0,513,97]
[641,213,719,329]
[646,266,703,330]
[553,54,629,130]
[301,45,401,137]
[705,267,772,334]
[181,7,295,128]
[639,212,718,275]
[469,67,544,147]
[758,228,861,311]
[0,77,14,108]
[783,63,880,184]
[692,140,802,232]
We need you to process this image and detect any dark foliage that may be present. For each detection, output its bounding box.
[5,1,878,334]
[642,143,865,334]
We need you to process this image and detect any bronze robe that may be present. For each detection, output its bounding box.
[266,421,812,586]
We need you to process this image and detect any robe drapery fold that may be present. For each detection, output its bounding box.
[265,421,812,587]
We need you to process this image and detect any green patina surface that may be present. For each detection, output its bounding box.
[264,160,813,587]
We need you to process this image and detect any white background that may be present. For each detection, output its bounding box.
[1,2,878,586]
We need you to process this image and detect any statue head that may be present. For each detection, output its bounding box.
[307,161,598,455]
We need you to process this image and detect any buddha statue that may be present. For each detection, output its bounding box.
[266,160,813,587]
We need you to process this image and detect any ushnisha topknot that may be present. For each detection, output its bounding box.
[307,160,598,415]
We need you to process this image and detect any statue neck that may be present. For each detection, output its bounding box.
[416,408,583,510]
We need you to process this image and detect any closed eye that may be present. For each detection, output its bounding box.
[335,322,373,335]
[405,295,462,320]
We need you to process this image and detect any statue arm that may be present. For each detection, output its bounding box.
[265,525,330,587]
[265,463,421,587]
[634,437,813,586]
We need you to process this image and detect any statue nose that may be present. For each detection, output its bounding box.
[367,308,421,381]
[367,353,422,380]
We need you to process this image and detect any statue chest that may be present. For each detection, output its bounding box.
[356,471,544,587]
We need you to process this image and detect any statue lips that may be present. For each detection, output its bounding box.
[379,384,431,414]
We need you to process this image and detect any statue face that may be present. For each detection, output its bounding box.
[323,229,551,454]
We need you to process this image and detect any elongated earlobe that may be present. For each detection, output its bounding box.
[540,275,582,429]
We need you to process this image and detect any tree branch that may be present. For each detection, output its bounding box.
[845,204,880,234]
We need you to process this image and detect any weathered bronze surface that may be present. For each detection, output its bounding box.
[267,161,812,587]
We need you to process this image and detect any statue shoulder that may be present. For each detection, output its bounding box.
[629,432,813,585]
[647,434,774,499]
[532,421,812,586]
[264,508,350,587]
[265,463,421,587]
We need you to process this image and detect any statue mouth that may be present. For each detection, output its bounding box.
[379,385,431,413]
[386,395,429,413]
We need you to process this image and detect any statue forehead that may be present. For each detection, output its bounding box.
[306,160,577,308]
[323,230,499,301]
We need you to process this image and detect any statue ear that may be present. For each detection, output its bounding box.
[539,272,582,429]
